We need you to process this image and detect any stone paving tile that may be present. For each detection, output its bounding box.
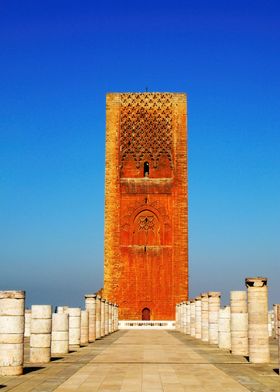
[53,330,250,392]
[170,331,279,392]
[0,332,125,392]
[1,330,279,391]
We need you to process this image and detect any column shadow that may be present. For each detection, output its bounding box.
[23,366,45,374]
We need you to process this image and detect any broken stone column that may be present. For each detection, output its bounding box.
[51,313,69,355]
[80,310,89,346]
[24,309,31,338]
[95,295,101,339]
[230,291,248,356]
[182,302,188,334]
[112,304,117,332]
[85,294,96,343]
[218,306,231,350]
[109,303,113,334]
[57,306,68,314]
[277,305,280,373]
[30,305,52,363]
[274,304,278,339]
[195,296,202,339]
[0,290,25,376]
[180,302,186,333]
[105,300,109,336]
[68,307,81,350]
[201,293,209,342]
[175,304,180,330]
[115,304,119,331]
[180,302,185,332]
[101,298,105,337]
[245,277,270,363]
[208,292,221,344]
[185,301,191,335]
[190,300,196,337]
[268,310,273,337]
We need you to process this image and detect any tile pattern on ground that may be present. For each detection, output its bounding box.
[0,330,279,391]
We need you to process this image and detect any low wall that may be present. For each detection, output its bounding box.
[118,320,175,330]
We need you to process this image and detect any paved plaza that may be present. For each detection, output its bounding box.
[0,330,279,391]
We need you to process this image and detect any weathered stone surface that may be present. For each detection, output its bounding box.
[104,93,188,320]
[0,290,25,376]
[245,277,270,363]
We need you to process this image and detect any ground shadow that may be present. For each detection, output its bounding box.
[23,366,44,374]
[68,350,76,354]
[0,386,6,389]
[244,356,250,362]
[51,357,63,361]
[273,368,279,375]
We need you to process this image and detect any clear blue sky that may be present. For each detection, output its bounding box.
[0,0,279,308]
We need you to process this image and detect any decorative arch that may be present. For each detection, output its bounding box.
[120,199,171,246]
[132,210,160,245]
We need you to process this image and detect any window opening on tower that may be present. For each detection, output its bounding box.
[144,161,149,177]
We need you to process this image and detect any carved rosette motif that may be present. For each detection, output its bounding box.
[120,199,171,246]
[120,93,173,169]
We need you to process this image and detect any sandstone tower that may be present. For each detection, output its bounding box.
[104,92,188,320]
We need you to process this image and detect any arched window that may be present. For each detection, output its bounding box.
[142,308,150,320]
[144,161,149,177]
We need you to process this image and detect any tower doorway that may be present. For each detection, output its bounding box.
[142,308,150,320]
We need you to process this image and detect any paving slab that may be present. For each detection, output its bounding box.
[0,330,279,391]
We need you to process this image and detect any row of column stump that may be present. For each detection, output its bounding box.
[0,291,119,376]
[176,277,280,367]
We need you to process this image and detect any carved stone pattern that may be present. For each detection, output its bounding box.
[120,199,170,232]
[120,93,173,168]
[138,216,155,232]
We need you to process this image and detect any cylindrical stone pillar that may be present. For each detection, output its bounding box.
[218,306,231,350]
[51,313,69,355]
[185,301,191,335]
[208,292,221,345]
[30,305,52,363]
[57,306,68,314]
[105,300,109,336]
[101,299,105,337]
[268,305,275,337]
[112,304,116,332]
[179,302,184,333]
[80,310,89,346]
[175,304,180,330]
[95,295,101,339]
[68,307,81,350]
[201,293,209,342]
[246,277,270,363]
[277,305,280,373]
[180,302,184,332]
[182,302,188,334]
[109,303,113,334]
[115,305,119,331]
[274,304,278,339]
[230,291,248,356]
[190,300,196,337]
[195,296,202,339]
[24,309,31,338]
[0,290,25,376]
[85,294,96,343]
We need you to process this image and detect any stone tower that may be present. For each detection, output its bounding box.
[104,92,188,320]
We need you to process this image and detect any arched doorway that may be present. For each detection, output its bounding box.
[142,308,150,320]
